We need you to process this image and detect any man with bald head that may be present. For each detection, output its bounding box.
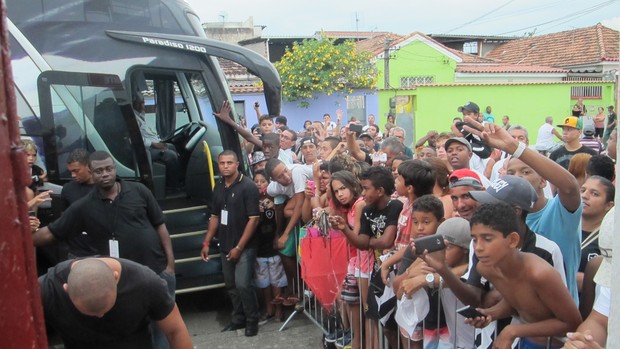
[39,258,193,349]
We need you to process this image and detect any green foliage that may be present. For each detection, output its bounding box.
[275,34,377,107]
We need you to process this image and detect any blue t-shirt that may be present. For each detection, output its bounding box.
[483,113,495,123]
[525,195,581,303]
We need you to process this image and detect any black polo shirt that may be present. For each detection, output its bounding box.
[48,180,167,273]
[61,181,95,209]
[211,173,260,253]
[61,181,97,257]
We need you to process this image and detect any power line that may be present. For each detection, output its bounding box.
[495,0,618,35]
[445,0,517,33]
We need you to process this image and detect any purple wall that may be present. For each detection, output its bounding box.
[233,89,379,132]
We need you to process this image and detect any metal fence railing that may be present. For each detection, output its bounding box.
[277,225,564,349]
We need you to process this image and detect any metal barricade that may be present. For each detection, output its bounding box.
[277,225,561,349]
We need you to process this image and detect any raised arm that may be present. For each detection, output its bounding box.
[464,116,580,212]
[345,125,367,162]
[253,101,261,125]
[213,101,262,147]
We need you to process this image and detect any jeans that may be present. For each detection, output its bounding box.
[221,247,259,324]
[150,270,176,349]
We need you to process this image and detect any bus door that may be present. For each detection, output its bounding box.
[129,68,220,201]
[106,30,282,168]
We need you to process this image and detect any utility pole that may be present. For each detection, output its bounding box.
[383,38,392,89]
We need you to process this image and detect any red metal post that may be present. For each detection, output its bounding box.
[0,0,49,347]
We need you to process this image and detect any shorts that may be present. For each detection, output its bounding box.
[595,127,604,138]
[340,274,360,304]
[255,256,288,288]
[400,325,449,343]
[279,230,297,257]
[352,250,372,277]
[519,338,561,349]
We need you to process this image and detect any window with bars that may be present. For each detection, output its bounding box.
[400,76,434,88]
[570,85,602,99]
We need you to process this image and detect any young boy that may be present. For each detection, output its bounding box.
[331,166,403,349]
[391,195,445,349]
[468,203,581,349]
[253,170,286,323]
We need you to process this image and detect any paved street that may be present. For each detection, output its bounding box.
[178,290,324,349]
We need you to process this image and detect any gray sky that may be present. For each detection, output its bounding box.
[185,0,620,37]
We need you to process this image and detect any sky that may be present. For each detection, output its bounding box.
[185,0,620,37]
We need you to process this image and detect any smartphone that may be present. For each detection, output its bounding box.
[350,124,363,136]
[413,235,446,255]
[254,101,260,108]
[28,210,37,217]
[457,305,486,319]
[306,180,316,194]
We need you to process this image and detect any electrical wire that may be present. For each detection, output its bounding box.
[495,0,618,35]
[445,0,517,33]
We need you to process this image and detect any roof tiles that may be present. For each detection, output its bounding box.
[485,23,619,67]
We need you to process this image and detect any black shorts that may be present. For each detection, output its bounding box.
[595,127,604,138]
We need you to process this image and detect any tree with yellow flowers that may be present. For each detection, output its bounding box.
[275,34,377,107]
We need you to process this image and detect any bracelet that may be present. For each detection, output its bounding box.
[202,240,209,248]
[234,246,242,251]
[512,141,526,159]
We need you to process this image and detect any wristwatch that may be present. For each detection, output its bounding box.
[425,273,435,289]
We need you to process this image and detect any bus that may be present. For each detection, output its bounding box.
[8,0,281,293]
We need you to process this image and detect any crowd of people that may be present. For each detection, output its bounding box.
[21,97,617,349]
[208,99,616,349]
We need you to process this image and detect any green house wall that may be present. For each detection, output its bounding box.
[378,82,615,145]
[376,38,457,89]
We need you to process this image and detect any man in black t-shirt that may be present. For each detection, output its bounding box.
[550,117,597,169]
[33,151,177,348]
[39,258,192,349]
[61,148,94,208]
[331,166,403,348]
[60,148,96,258]
[33,152,175,278]
[201,150,261,336]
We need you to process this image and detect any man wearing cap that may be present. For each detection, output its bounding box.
[464,116,583,302]
[250,151,268,172]
[563,207,613,349]
[457,101,482,123]
[343,125,374,165]
[579,124,603,154]
[426,176,568,348]
[447,169,484,221]
[359,132,376,155]
[550,116,598,169]
[445,137,492,188]
[298,136,319,165]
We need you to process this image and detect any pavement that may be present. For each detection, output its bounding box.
[178,289,325,349]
